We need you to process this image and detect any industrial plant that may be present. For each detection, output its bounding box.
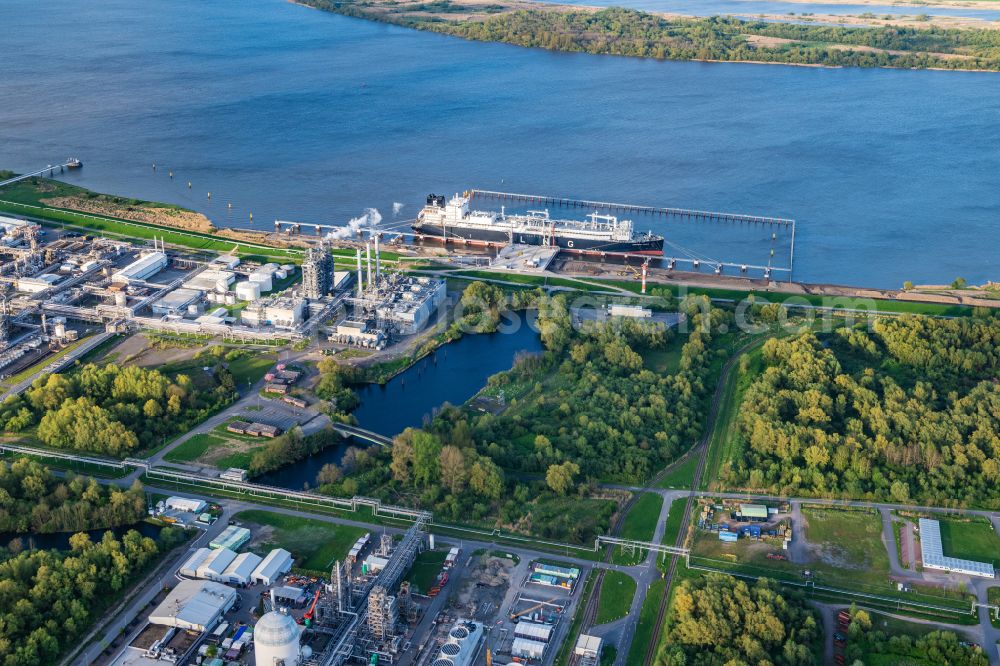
[0,218,448,381]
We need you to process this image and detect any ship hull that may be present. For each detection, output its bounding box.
[412,223,663,256]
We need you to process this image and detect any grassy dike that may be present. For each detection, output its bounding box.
[0,174,295,260]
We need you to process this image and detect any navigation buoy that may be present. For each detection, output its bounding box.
[152,163,156,171]
[207,192,211,199]
[187,181,192,189]
[228,202,232,209]
[249,212,253,222]
[169,171,173,179]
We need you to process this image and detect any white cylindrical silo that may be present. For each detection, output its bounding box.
[254,610,301,666]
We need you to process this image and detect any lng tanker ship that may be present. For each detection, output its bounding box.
[413,194,664,255]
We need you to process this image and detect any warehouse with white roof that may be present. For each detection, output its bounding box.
[252,548,294,585]
[179,547,213,578]
[222,551,263,585]
[196,547,238,581]
[148,580,238,632]
[918,518,995,578]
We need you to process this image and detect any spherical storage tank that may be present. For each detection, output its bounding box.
[255,610,301,666]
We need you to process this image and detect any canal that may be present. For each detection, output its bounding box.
[258,323,544,490]
[0,520,164,552]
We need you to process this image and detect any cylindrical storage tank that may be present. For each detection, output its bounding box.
[249,273,273,292]
[254,611,301,666]
[236,282,261,302]
[281,264,295,272]
[225,292,236,305]
[53,322,67,338]
[216,277,231,292]
[114,292,127,307]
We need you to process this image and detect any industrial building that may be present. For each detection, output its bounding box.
[511,636,547,661]
[112,250,167,284]
[736,504,769,522]
[432,620,484,666]
[16,273,62,293]
[574,634,602,666]
[241,296,305,328]
[222,552,263,585]
[514,620,553,643]
[197,547,239,581]
[918,518,995,578]
[148,580,239,632]
[375,276,446,335]
[608,303,652,318]
[302,241,336,299]
[332,320,386,349]
[252,548,294,585]
[180,548,212,578]
[183,269,236,293]
[151,287,203,315]
[219,467,248,482]
[210,525,252,551]
[165,496,207,513]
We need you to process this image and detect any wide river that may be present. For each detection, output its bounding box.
[2,0,998,287]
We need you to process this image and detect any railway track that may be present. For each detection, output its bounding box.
[639,336,769,666]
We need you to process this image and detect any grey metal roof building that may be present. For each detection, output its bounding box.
[918,518,995,578]
[148,580,238,632]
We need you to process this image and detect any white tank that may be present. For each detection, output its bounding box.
[114,292,127,307]
[254,611,301,666]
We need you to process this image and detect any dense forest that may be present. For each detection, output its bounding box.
[656,573,820,665]
[841,606,987,665]
[0,458,145,534]
[0,360,238,456]
[0,527,186,665]
[305,1,1000,71]
[722,317,1000,506]
[314,285,725,541]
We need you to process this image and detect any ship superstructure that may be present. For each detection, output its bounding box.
[413,194,663,255]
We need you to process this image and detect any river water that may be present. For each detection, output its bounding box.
[1,0,998,288]
[258,324,544,489]
[0,520,162,552]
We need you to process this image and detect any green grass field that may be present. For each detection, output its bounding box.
[234,510,367,574]
[937,516,1000,568]
[656,455,699,489]
[701,346,764,490]
[627,578,666,665]
[595,570,636,625]
[227,355,274,384]
[163,434,225,463]
[612,493,663,565]
[802,507,890,586]
[403,549,449,593]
